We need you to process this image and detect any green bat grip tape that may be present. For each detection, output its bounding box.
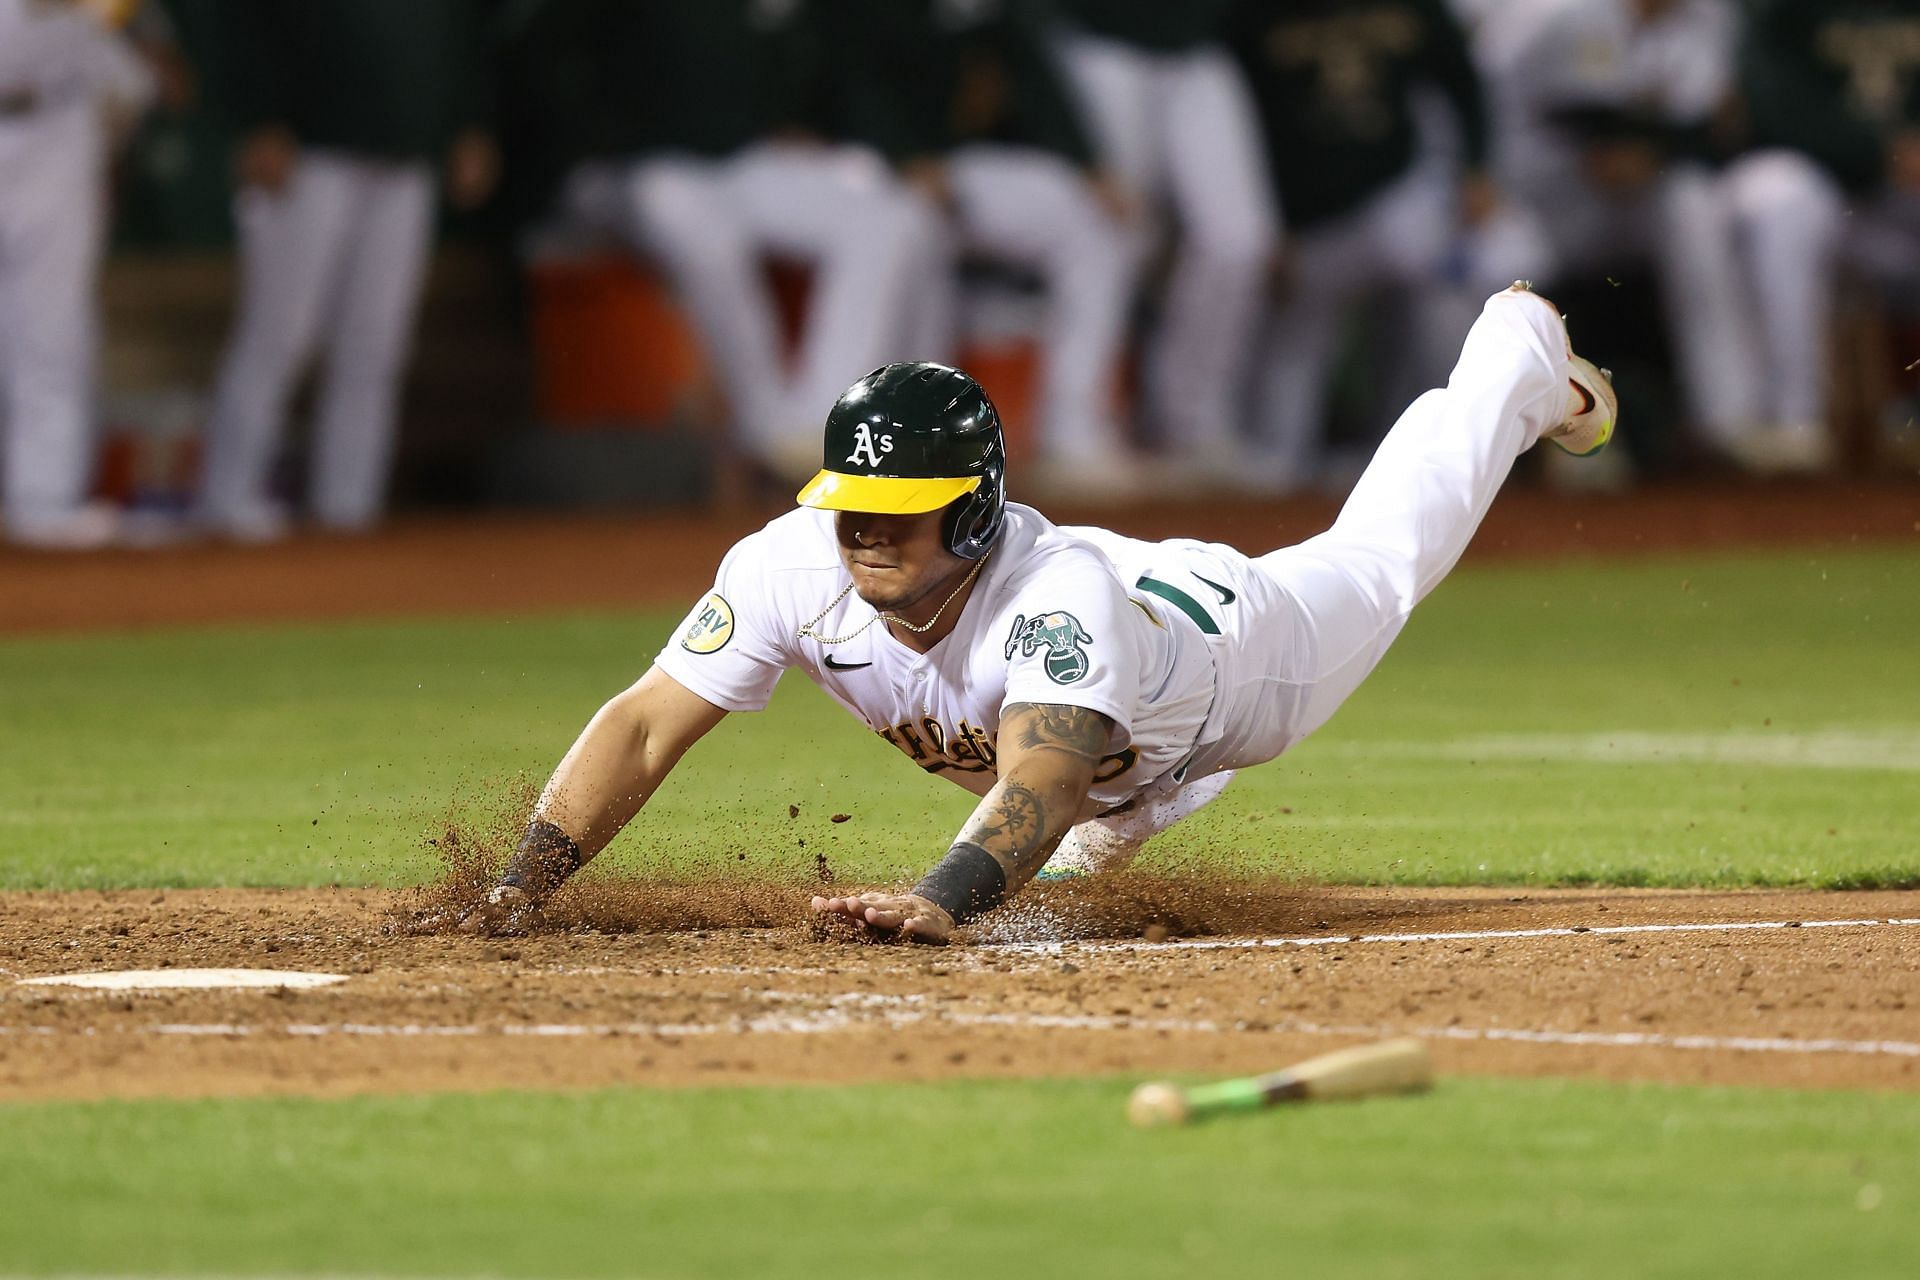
[1184,1074,1305,1116]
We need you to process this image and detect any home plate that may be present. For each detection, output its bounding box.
[18,969,349,991]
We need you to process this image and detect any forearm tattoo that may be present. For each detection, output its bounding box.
[975,780,1046,857]
[915,704,1112,923]
[936,703,1110,900]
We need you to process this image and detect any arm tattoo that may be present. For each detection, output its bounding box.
[1013,703,1111,764]
[974,780,1046,857]
[939,703,1113,896]
[917,704,1114,924]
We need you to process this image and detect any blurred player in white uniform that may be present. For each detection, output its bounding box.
[462,283,1618,942]
[1227,0,1508,493]
[1048,0,1280,476]
[1489,0,1754,462]
[0,0,153,549]
[829,0,1141,496]
[197,0,497,540]
[555,0,924,483]
[1718,0,1920,474]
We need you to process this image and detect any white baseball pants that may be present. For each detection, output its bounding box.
[1225,287,1569,761]
[201,150,435,530]
[1721,148,1920,431]
[901,146,1134,459]
[614,143,923,459]
[0,104,105,527]
[1052,287,1572,870]
[1055,32,1280,450]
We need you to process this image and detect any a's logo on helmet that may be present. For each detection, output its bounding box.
[845,423,895,470]
[680,593,735,655]
[1004,610,1094,684]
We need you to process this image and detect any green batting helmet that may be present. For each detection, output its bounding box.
[795,362,1007,560]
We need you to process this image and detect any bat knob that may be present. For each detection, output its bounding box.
[1127,1081,1190,1128]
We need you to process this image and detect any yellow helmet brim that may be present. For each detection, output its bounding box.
[794,470,982,514]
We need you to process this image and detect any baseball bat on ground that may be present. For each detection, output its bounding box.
[1127,1038,1433,1127]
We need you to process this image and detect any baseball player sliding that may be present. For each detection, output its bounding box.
[464,283,1616,943]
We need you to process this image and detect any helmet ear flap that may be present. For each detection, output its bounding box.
[942,454,1005,560]
[939,495,980,560]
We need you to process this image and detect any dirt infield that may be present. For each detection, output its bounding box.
[3,883,1915,1101]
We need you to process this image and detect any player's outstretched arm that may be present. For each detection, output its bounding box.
[461,666,727,933]
[811,702,1113,943]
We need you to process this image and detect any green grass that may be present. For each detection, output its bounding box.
[1,1077,1916,1279]
[2,546,1916,890]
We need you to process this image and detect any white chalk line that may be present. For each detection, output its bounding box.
[985,916,1920,956]
[522,917,1920,975]
[4,1005,1914,1061]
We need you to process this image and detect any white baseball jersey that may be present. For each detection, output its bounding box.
[0,0,151,112]
[1497,0,1739,188]
[653,503,1220,815]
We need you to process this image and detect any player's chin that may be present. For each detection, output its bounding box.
[849,573,912,610]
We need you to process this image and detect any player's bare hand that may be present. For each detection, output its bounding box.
[1581,139,1660,194]
[1889,129,1920,194]
[458,884,546,936]
[902,157,956,211]
[1457,170,1500,227]
[236,125,299,194]
[145,44,199,115]
[810,892,954,945]
[445,129,501,210]
[1269,242,1300,298]
[1086,168,1141,225]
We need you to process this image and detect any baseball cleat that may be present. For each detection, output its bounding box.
[4,501,123,551]
[195,499,293,545]
[1506,281,1617,457]
[1547,356,1617,457]
[1721,421,1835,476]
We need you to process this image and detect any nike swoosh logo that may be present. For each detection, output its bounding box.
[1570,378,1596,416]
[1193,573,1236,606]
[823,655,872,671]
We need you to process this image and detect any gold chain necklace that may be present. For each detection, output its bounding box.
[797,550,991,647]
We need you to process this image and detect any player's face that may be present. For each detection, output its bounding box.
[835,509,969,616]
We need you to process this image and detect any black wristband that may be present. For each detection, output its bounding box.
[913,841,1008,925]
[498,820,584,904]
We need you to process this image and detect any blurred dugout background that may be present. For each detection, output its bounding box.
[4,0,1919,550]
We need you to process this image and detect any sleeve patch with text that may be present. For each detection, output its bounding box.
[680,593,735,654]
